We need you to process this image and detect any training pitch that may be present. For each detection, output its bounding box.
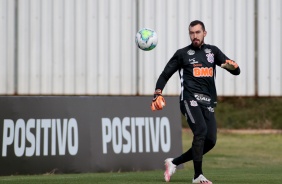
[0,130,282,184]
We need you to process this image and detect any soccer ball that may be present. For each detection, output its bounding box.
[135,28,158,51]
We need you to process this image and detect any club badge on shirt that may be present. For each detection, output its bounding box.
[190,100,198,106]
[206,53,214,63]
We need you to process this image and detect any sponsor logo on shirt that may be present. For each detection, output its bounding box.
[207,106,214,112]
[193,67,213,77]
[187,49,195,55]
[194,93,211,103]
[189,58,199,64]
[193,63,202,67]
[204,49,212,53]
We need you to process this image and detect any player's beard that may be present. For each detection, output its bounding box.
[192,38,204,48]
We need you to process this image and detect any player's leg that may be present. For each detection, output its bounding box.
[164,100,207,182]
[170,140,214,165]
[202,106,217,154]
[179,100,207,178]
[190,106,216,184]
[171,106,217,166]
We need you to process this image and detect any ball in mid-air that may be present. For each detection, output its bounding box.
[135,28,158,51]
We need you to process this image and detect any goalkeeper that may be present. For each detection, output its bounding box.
[151,20,240,184]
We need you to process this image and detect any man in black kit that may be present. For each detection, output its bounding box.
[151,20,240,184]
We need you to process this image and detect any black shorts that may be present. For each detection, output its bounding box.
[180,99,217,143]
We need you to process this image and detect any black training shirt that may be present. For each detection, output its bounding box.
[155,44,240,107]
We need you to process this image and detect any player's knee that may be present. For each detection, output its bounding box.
[206,137,216,149]
[192,134,206,149]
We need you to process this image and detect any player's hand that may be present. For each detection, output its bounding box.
[151,89,166,111]
[221,60,238,70]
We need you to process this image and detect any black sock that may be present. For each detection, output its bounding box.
[193,161,203,179]
[172,148,193,165]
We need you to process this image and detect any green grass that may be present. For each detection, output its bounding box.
[215,97,282,129]
[181,97,282,129]
[1,130,282,184]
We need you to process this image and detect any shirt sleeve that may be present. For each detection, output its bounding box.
[155,51,181,90]
[213,46,241,75]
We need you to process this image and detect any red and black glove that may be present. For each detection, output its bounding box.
[221,60,238,70]
[151,89,166,111]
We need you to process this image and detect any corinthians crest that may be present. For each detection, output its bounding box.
[206,53,214,63]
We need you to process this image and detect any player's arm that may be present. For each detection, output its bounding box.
[221,60,240,75]
[151,52,181,111]
[213,46,240,75]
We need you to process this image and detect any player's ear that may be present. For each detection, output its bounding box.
[204,30,207,37]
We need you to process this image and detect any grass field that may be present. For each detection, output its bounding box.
[1,130,282,184]
[182,97,282,129]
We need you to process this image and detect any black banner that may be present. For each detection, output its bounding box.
[0,96,182,175]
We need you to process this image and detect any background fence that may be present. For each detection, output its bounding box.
[0,0,281,96]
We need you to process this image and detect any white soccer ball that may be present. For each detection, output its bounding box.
[135,28,158,51]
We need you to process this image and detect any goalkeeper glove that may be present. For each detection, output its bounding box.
[221,60,238,70]
[151,89,166,111]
